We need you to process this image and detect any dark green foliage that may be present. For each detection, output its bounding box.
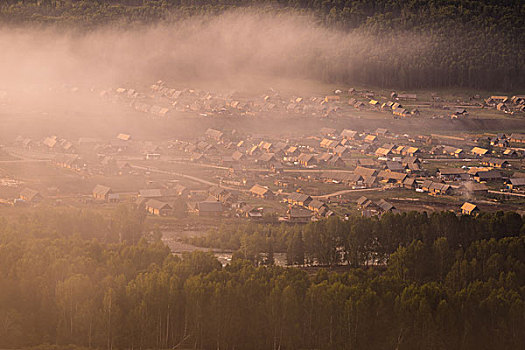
[192,211,524,267]
[0,208,523,349]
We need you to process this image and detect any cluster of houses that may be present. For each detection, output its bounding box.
[101,82,394,120]
[356,196,396,217]
[484,95,525,114]
[98,81,525,123]
[6,114,525,219]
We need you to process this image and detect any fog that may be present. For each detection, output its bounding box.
[0,10,429,93]
[0,10,435,140]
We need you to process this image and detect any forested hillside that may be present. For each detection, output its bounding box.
[1,0,523,90]
[0,208,524,349]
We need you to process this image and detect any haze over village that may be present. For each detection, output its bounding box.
[0,2,524,350]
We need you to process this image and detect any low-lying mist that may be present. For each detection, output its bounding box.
[0,10,428,93]
[0,9,433,140]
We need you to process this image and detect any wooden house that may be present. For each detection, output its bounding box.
[461,202,479,216]
[249,184,274,199]
[19,188,43,203]
[145,200,172,216]
[93,185,112,201]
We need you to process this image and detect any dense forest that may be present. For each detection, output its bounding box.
[0,207,524,349]
[0,0,524,90]
[191,211,525,266]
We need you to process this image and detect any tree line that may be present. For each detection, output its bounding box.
[0,207,523,349]
[191,211,525,266]
[0,0,523,90]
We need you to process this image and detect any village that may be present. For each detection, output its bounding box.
[1,82,525,253]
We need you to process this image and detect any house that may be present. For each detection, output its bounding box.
[402,147,420,157]
[364,134,377,143]
[208,186,231,202]
[356,196,381,216]
[231,151,245,162]
[393,108,410,118]
[402,156,421,167]
[43,136,58,149]
[93,185,112,201]
[240,205,264,220]
[474,170,502,182]
[342,173,363,186]
[328,156,345,167]
[420,180,451,195]
[333,145,348,157]
[139,188,164,199]
[356,196,371,209]
[489,96,508,104]
[355,166,378,178]
[341,129,358,140]
[145,199,172,216]
[430,145,444,155]
[503,149,520,157]
[509,133,525,144]
[205,128,224,141]
[55,154,84,170]
[19,188,43,203]
[196,201,223,216]
[377,199,395,213]
[506,178,525,191]
[369,99,380,107]
[258,141,273,152]
[397,94,417,101]
[496,103,509,112]
[391,102,402,110]
[324,95,340,102]
[307,199,329,215]
[460,182,489,196]
[375,128,388,136]
[471,147,489,157]
[491,137,509,148]
[377,170,407,184]
[357,158,377,168]
[441,146,464,158]
[406,161,422,173]
[437,168,466,181]
[510,95,525,105]
[386,161,406,173]
[511,95,525,105]
[258,153,277,165]
[403,177,416,189]
[297,153,317,167]
[249,184,274,199]
[375,147,393,157]
[461,202,480,216]
[286,193,313,207]
[429,182,451,195]
[286,146,300,156]
[287,206,313,223]
[480,157,509,168]
[117,133,131,141]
